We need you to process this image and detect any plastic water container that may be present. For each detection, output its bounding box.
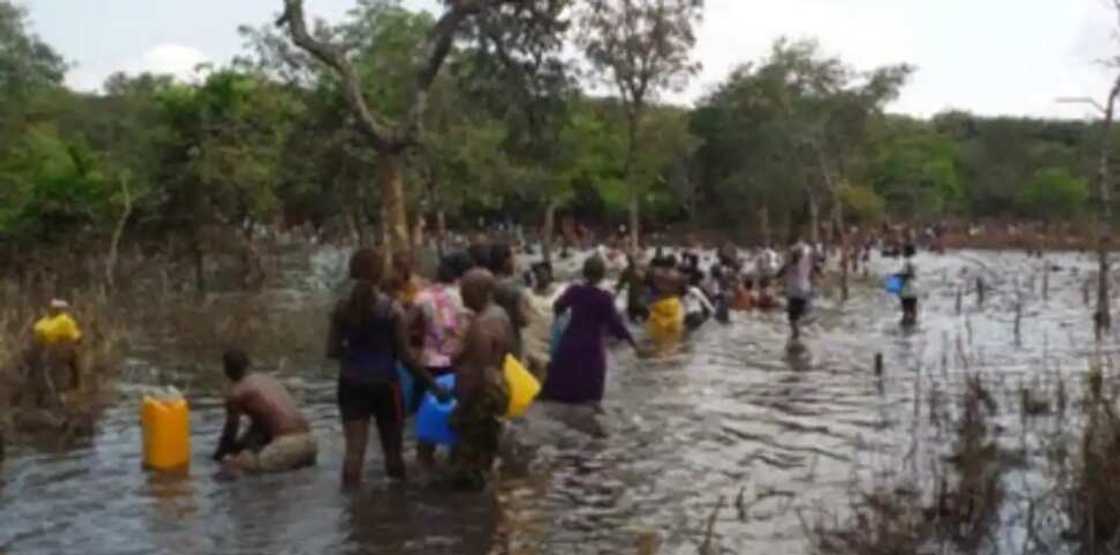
[504,355,541,418]
[416,374,458,445]
[141,390,190,471]
[33,313,82,345]
[885,275,904,295]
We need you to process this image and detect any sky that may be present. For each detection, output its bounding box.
[18,0,1120,119]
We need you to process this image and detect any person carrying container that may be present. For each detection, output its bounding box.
[450,268,514,489]
[328,248,448,487]
[27,298,84,402]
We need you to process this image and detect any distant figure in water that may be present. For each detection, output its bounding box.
[899,244,919,327]
[616,253,650,323]
[452,268,513,489]
[523,261,557,381]
[544,256,641,406]
[213,349,318,475]
[26,298,84,403]
[488,242,530,365]
[754,277,780,311]
[778,243,815,347]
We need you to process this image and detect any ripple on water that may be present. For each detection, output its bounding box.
[2,249,1115,554]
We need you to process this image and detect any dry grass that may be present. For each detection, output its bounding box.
[808,374,1006,554]
[0,282,126,446]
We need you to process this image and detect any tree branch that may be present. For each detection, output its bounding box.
[278,0,395,151]
[403,2,485,143]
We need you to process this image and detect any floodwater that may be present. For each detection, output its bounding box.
[2,245,1115,554]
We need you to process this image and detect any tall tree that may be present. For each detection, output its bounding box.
[276,0,566,256]
[0,1,66,102]
[579,0,703,249]
[461,0,576,260]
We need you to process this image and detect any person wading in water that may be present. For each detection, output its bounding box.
[328,248,447,487]
[451,268,513,489]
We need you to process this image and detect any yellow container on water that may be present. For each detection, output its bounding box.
[141,394,190,471]
[504,355,541,418]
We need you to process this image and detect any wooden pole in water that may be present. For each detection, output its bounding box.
[956,287,963,314]
[1042,264,1049,301]
[699,495,725,555]
[875,353,883,376]
[977,277,986,307]
[1015,301,1022,346]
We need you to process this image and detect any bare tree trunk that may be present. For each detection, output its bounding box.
[807,190,820,246]
[841,233,850,302]
[542,199,559,263]
[436,208,447,257]
[104,177,133,292]
[629,196,640,251]
[1095,78,1120,334]
[624,108,642,251]
[379,150,410,257]
[192,237,206,295]
[758,205,770,246]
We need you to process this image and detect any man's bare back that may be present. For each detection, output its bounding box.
[228,374,309,440]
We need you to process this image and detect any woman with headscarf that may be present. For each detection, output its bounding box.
[543,256,641,406]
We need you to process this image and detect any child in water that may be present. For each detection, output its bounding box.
[899,244,919,326]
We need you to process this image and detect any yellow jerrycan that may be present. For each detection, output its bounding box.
[647,297,684,339]
[504,355,541,418]
[141,391,191,471]
[33,313,82,345]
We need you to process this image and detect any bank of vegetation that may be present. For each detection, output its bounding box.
[2,0,1117,277]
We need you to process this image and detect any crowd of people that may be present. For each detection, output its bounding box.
[202,226,925,489]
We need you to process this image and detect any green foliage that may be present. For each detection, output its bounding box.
[1017,167,1088,220]
[2,0,1117,259]
[0,125,109,240]
[0,1,66,101]
[839,184,886,224]
[870,126,963,218]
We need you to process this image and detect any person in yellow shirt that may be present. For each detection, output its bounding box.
[28,299,84,399]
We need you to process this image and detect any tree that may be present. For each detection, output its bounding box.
[690,39,909,243]
[839,183,886,224]
[153,70,297,291]
[276,0,567,257]
[454,0,576,260]
[871,127,962,218]
[0,1,66,102]
[579,0,703,248]
[1017,167,1088,220]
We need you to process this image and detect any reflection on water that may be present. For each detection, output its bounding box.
[2,248,1116,554]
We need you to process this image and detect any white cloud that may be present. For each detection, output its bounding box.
[139,44,210,80]
[65,43,210,92]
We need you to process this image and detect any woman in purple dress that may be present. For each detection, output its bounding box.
[543,256,641,404]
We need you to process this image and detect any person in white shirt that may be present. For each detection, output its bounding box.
[778,243,815,342]
[755,245,781,279]
[899,244,919,326]
[683,285,715,331]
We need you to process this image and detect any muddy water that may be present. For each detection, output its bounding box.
[1,247,1114,554]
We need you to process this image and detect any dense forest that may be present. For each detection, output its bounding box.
[1,0,1115,266]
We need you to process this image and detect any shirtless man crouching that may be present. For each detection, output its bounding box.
[213,349,317,475]
[451,269,513,489]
